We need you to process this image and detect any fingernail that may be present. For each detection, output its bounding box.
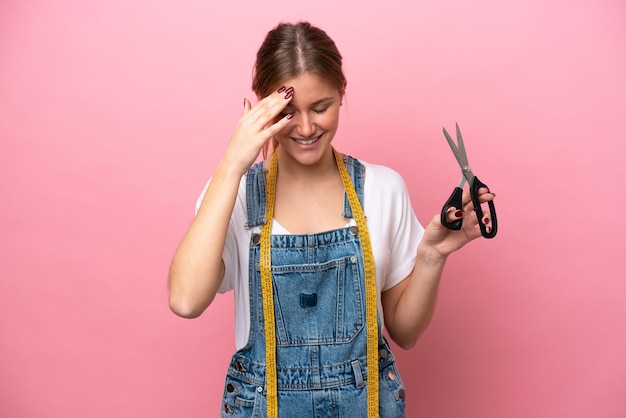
[286,113,294,120]
[486,226,492,233]
[483,217,491,225]
[454,210,464,218]
[243,98,248,107]
[277,86,286,93]
[284,87,294,100]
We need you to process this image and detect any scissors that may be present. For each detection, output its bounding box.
[440,123,497,238]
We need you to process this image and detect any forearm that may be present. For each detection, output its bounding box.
[168,161,243,318]
[383,244,447,349]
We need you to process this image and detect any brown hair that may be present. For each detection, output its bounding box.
[252,22,346,158]
[252,21,346,98]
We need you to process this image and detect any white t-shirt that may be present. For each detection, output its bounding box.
[196,160,424,350]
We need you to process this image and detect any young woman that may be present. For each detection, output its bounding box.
[168,21,495,417]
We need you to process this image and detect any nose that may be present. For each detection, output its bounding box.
[295,113,315,138]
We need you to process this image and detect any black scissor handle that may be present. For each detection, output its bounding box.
[440,186,464,230]
[470,176,498,239]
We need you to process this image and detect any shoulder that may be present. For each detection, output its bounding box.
[359,160,410,194]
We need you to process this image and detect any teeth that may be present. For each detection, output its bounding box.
[294,135,321,145]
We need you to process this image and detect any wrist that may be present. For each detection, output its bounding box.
[214,157,249,181]
[416,242,448,267]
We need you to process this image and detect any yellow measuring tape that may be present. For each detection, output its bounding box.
[260,151,279,418]
[260,148,379,417]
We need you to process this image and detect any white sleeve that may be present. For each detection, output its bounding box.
[384,173,424,290]
[364,163,424,292]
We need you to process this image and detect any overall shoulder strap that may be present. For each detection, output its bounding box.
[244,161,267,228]
[341,154,366,218]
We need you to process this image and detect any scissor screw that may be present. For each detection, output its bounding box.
[463,166,470,172]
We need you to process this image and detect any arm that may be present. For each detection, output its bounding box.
[168,89,294,318]
[381,188,495,349]
[167,162,242,318]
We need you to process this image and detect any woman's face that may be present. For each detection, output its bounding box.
[272,72,343,168]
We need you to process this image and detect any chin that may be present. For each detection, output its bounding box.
[278,140,334,165]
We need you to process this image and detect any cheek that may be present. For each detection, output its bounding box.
[321,111,340,129]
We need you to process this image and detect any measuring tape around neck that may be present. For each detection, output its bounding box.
[259,152,279,418]
[260,148,379,417]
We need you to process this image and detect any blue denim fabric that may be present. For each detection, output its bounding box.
[221,155,406,417]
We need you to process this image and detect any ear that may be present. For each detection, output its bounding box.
[340,80,347,105]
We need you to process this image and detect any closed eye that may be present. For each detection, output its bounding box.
[281,108,327,117]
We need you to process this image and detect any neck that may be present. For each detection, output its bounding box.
[273,147,339,181]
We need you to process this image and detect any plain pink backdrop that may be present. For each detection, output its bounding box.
[1,0,625,417]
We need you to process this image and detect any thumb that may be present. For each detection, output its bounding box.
[243,98,251,114]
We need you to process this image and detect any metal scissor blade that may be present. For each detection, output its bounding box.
[443,124,468,168]
[455,122,467,160]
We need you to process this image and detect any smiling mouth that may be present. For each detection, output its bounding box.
[292,134,323,145]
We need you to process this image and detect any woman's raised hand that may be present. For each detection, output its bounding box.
[421,187,496,258]
[222,86,294,175]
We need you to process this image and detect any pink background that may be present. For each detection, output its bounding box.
[1,0,625,417]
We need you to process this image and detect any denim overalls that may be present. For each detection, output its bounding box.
[220,155,406,417]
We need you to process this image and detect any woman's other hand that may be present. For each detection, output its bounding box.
[421,187,497,258]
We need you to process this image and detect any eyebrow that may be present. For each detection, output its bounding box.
[310,97,335,106]
[285,97,335,109]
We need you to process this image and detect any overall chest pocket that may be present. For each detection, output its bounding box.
[264,255,365,346]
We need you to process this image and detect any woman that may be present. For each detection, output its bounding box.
[168,21,495,417]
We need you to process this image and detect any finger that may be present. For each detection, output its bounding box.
[460,211,486,240]
[481,212,491,227]
[480,211,493,235]
[461,191,496,217]
[461,209,492,237]
[476,187,496,201]
[245,86,293,128]
[444,206,464,224]
[262,111,294,138]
